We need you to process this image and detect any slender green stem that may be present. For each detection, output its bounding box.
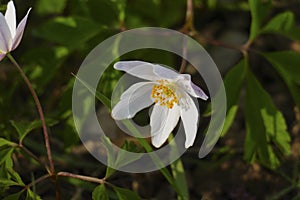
[7,53,55,174]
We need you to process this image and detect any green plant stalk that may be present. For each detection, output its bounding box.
[122,120,183,196]
[7,53,55,175]
[168,134,189,200]
[79,67,187,197]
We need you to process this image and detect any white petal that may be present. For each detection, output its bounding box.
[150,104,180,148]
[176,74,208,100]
[114,61,180,81]
[11,8,31,51]
[180,93,199,148]
[150,104,168,135]
[0,13,12,52]
[153,64,180,79]
[5,1,16,38]
[112,82,154,120]
[114,61,161,80]
[119,82,153,100]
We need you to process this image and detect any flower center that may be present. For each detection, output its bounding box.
[151,80,179,109]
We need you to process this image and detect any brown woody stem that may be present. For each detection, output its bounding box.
[7,53,55,175]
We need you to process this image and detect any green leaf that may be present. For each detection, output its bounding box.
[103,135,117,178]
[261,109,291,155]
[170,159,189,200]
[24,46,69,89]
[92,184,109,200]
[10,119,58,143]
[73,74,111,110]
[7,168,24,186]
[0,155,13,176]
[0,148,14,166]
[248,0,271,40]
[121,120,176,191]
[85,0,119,27]
[36,0,67,15]
[26,189,42,200]
[263,51,300,109]
[3,191,24,200]
[105,137,143,178]
[77,76,178,194]
[0,138,14,147]
[261,11,294,33]
[114,0,127,22]
[114,141,143,170]
[113,186,141,200]
[33,17,103,48]
[169,134,189,200]
[0,179,21,187]
[261,11,300,41]
[245,71,291,169]
[221,59,246,136]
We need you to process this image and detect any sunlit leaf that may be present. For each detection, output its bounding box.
[263,51,300,109]
[10,119,58,143]
[261,109,291,155]
[248,0,271,40]
[26,189,42,200]
[33,17,104,48]
[125,0,186,28]
[261,11,294,33]
[0,148,14,166]
[168,134,189,200]
[0,179,22,187]
[92,184,109,200]
[111,141,143,176]
[0,138,14,147]
[261,11,300,41]
[113,186,141,200]
[36,0,67,15]
[24,46,69,89]
[245,71,290,169]
[3,191,24,200]
[221,59,246,136]
[121,120,177,192]
[7,168,24,186]
[73,73,111,110]
[86,0,119,27]
[113,0,127,22]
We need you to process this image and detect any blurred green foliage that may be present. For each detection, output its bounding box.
[0,0,300,199]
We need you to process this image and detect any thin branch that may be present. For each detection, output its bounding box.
[55,177,61,200]
[57,172,105,184]
[203,36,245,52]
[18,144,49,171]
[26,174,51,189]
[179,37,188,73]
[7,54,55,175]
[182,0,195,33]
[179,0,194,73]
[179,0,251,53]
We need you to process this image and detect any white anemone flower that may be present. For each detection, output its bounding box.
[112,61,208,148]
[0,1,31,61]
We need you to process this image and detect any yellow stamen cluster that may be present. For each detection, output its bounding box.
[151,80,179,109]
